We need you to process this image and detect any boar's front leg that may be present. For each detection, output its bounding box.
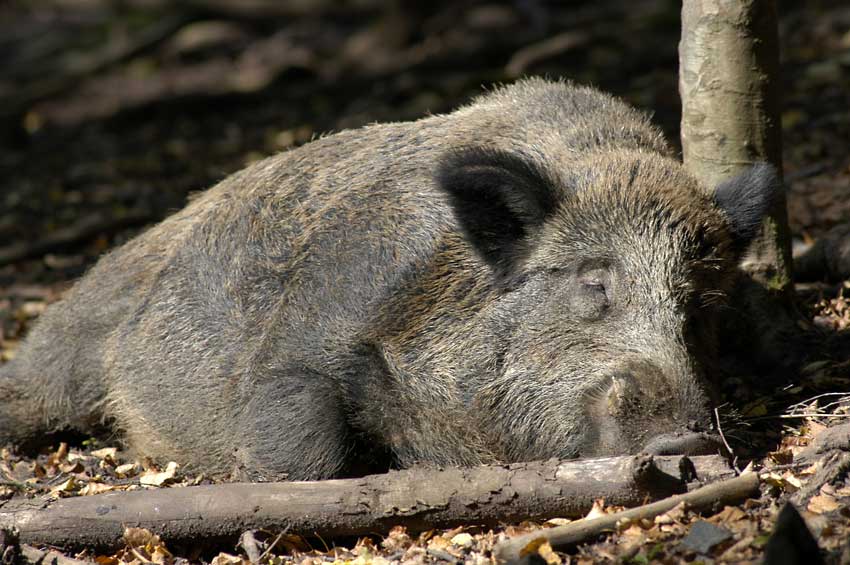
[233,367,354,481]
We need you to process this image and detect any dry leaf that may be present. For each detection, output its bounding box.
[140,461,179,487]
[450,533,474,547]
[115,463,139,478]
[519,537,548,558]
[47,442,69,465]
[708,505,747,524]
[60,460,85,474]
[124,527,157,548]
[91,447,118,459]
[381,526,412,551]
[66,452,92,463]
[535,541,562,565]
[80,482,117,496]
[150,545,172,564]
[618,523,645,543]
[545,518,571,527]
[782,471,804,491]
[585,498,607,519]
[761,471,803,493]
[50,476,77,496]
[210,552,246,565]
[426,535,451,551]
[808,493,841,514]
[654,501,688,525]
[832,484,850,497]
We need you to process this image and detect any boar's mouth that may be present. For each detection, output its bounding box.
[580,361,721,458]
[641,431,723,456]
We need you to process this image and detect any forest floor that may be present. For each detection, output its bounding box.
[1,0,850,563]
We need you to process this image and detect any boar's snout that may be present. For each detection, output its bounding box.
[642,431,723,456]
[587,359,718,457]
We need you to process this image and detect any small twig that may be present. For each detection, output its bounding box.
[493,472,760,563]
[818,398,850,412]
[238,530,262,564]
[45,473,70,488]
[313,531,331,553]
[129,547,154,565]
[781,413,850,419]
[764,462,814,472]
[743,413,850,423]
[788,392,850,408]
[714,407,736,463]
[258,528,289,562]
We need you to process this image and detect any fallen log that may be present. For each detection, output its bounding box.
[493,471,760,563]
[0,455,733,550]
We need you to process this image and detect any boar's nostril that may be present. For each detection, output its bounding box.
[642,431,723,456]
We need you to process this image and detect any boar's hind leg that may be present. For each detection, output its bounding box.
[233,368,354,481]
[0,357,102,446]
[0,361,43,445]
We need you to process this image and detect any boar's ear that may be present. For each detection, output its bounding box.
[436,147,559,271]
[712,163,781,250]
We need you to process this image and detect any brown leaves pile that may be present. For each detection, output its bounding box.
[0,442,202,502]
[94,528,174,565]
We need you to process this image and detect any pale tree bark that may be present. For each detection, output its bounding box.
[679,0,792,295]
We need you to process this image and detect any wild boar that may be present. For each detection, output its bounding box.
[0,79,777,480]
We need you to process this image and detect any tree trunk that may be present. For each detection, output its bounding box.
[679,0,792,294]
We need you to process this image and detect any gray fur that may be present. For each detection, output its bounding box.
[0,79,774,480]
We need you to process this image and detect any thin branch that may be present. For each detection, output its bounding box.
[493,472,760,563]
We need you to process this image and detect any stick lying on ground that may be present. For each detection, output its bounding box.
[493,472,760,564]
[0,455,733,550]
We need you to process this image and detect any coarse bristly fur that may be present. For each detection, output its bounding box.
[0,78,779,480]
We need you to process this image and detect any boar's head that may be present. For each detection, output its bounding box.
[439,147,778,460]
